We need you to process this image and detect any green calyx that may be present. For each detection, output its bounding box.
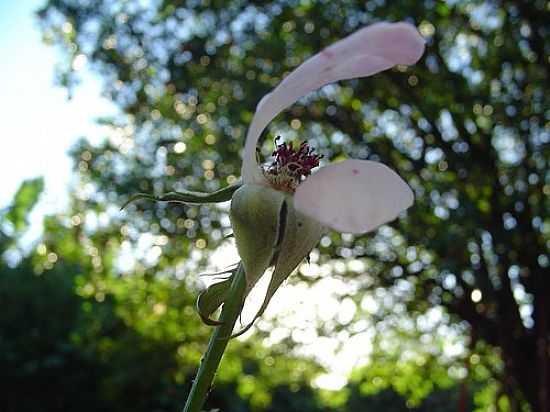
[123,180,323,334]
[230,184,323,335]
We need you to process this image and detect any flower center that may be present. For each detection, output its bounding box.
[263,137,322,192]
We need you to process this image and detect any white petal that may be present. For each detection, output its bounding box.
[293,160,414,233]
[241,22,425,183]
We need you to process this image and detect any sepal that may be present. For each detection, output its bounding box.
[121,181,241,210]
[196,276,233,326]
[229,184,286,291]
[231,197,323,337]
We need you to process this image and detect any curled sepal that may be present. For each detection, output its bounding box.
[232,198,323,337]
[120,181,242,210]
[196,276,234,326]
[230,185,286,292]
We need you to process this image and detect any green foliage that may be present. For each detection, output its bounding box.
[1,178,44,252]
[4,178,44,231]
[0,189,328,411]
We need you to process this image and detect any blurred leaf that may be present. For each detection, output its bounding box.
[4,177,44,232]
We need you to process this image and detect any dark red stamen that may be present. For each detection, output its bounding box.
[267,136,323,180]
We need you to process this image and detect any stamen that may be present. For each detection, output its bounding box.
[263,136,322,192]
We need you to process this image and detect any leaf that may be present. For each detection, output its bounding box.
[120,181,242,210]
[4,178,44,232]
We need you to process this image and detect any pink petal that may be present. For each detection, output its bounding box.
[293,160,414,233]
[241,22,425,184]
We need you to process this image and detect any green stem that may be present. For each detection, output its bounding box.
[183,263,246,412]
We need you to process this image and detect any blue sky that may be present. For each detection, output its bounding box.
[0,0,116,239]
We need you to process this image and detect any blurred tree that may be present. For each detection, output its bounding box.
[0,182,324,411]
[35,0,549,411]
[0,184,471,411]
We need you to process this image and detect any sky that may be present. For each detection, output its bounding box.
[0,0,116,240]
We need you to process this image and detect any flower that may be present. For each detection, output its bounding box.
[229,22,425,332]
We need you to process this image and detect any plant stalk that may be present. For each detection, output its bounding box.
[182,263,246,412]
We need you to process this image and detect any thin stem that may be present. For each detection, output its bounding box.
[182,263,246,412]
